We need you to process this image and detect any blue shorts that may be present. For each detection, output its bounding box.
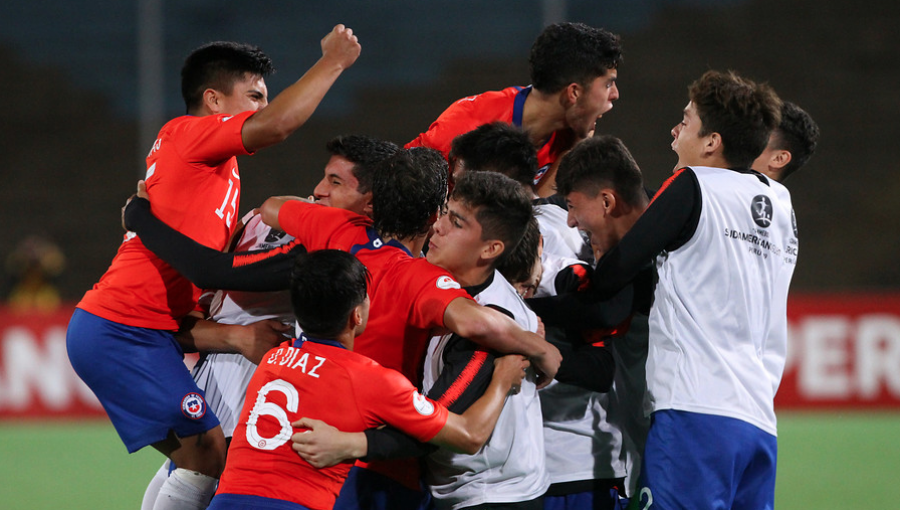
[334,466,429,510]
[636,409,777,510]
[208,493,311,510]
[544,486,627,510]
[66,309,219,452]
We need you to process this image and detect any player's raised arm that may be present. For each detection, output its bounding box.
[241,25,361,153]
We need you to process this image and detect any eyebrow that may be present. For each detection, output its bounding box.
[449,209,469,225]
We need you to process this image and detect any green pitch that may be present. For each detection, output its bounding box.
[1,413,897,508]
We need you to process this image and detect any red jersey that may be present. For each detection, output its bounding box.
[217,337,449,510]
[278,200,471,380]
[78,112,254,330]
[278,200,472,490]
[405,86,573,181]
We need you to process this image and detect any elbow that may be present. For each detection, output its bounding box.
[457,431,486,455]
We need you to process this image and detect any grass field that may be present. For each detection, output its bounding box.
[1,412,898,508]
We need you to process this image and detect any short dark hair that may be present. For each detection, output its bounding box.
[181,41,275,113]
[497,215,541,286]
[771,101,820,180]
[556,135,645,207]
[372,149,448,240]
[291,250,368,339]
[529,22,623,94]
[449,122,538,187]
[451,172,534,268]
[326,135,401,194]
[689,70,783,169]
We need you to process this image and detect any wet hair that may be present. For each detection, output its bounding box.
[529,22,623,94]
[326,135,401,194]
[372,148,448,240]
[497,215,541,286]
[556,135,645,207]
[291,250,368,339]
[181,41,275,113]
[451,172,534,268]
[688,70,783,168]
[771,101,820,180]
[449,122,539,187]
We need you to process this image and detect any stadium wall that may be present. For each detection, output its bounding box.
[1,296,899,419]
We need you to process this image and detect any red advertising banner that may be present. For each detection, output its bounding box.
[776,293,900,409]
[2,295,899,419]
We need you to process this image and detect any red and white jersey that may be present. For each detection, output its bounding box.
[422,271,549,509]
[406,86,572,181]
[647,166,797,436]
[217,337,449,510]
[78,112,254,330]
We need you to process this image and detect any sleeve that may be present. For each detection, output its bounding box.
[526,283,636,330]
[175,111,255,164]
[355,364,449,444]
[552,332,616,393]
[277,199,366,250]
[362,333,498,462]
[404,100,479,159]
[589,167,702,299]
[404,263,472,330]
[124,197,305,291]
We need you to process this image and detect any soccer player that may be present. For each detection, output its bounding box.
[406,22,622,197]
[139,135,400,509]
[751,100,820,183]
[67,25,361,510]
[585,70,790,510]
[207,249,530,510]
[294,171,553,509]
[123,150,561,509]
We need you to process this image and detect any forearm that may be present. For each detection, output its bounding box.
[432,374,510,454]
[242,57,350,152]
[175,315,249,354]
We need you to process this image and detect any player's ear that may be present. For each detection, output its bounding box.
[600,189,617,215]
[481,239,505,264]
[361,193,374,218]
[203,88,221,114]
[772,149,792,170]
[705,132,722,157]
[562,82,581,107]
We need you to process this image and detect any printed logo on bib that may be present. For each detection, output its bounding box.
[181,392,207,420]
[791,208,798,237]
[412,391,435,416]
[750,195,773,228]
[436,275,461,290]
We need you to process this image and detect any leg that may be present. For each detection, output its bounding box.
[151,428,226,510]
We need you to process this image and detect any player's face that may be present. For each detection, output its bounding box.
[670,101,707,171]
[314,155,372,216]
[217,74,268,115]
[513,258,543,299]
[566,190,616,258]
[426,199,491,281]
[566,70,619,139]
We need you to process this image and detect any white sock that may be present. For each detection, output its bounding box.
[142,461,172,510]
[153,467,217,510]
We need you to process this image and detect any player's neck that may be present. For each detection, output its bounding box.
[521,89,567,146]
[383,233,428,258]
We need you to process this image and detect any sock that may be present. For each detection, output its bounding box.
[153,467,217,510]
[142,461,172,510]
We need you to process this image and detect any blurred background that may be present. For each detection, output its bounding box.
[1,0,899,507]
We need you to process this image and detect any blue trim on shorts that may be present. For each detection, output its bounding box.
[638,409,777,510]
[333,466,429,510]
[66,309,219,452]
[208,493,312,510]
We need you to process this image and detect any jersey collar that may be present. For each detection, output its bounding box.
[293,333,346,350]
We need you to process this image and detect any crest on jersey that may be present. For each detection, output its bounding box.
[750,195,773,228]
[532,164,551,186]
[412,391,435,416]
[181,392,207,420]
[436,275,461,290]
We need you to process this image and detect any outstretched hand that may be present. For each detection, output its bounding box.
[321,24,361,71]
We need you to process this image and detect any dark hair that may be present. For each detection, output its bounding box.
[689,70,783,169]
[497,215,541,285]
[451,172,534,268]
[449,122,538,187]
[556,135,645,207]
[181,41,275,113]
[772,101,820,180]
[529,22,622,94]
[290,250,368,339]
[372,149,448,240]
[326,135,401,194]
